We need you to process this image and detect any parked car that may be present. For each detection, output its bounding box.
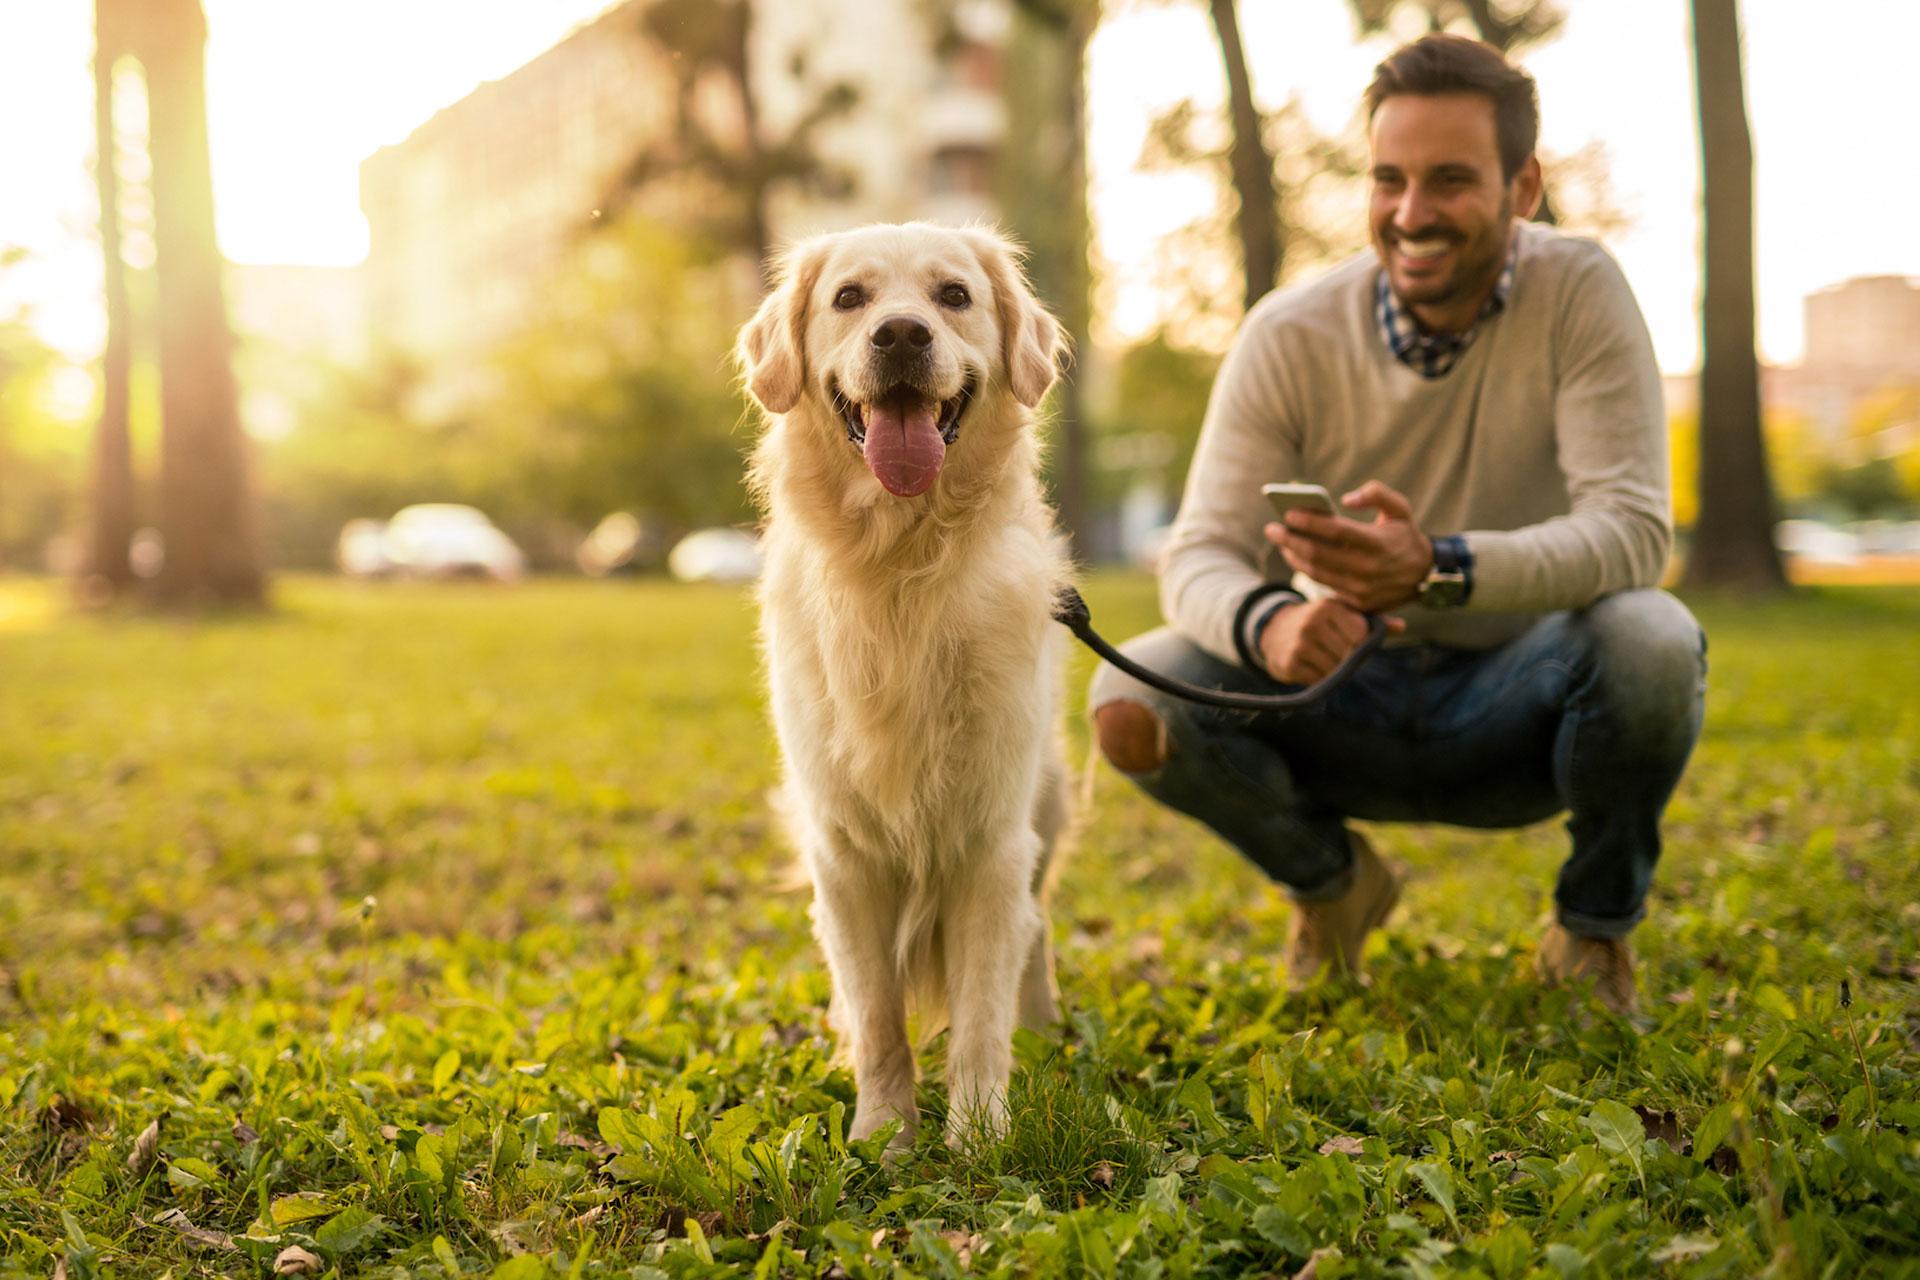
[667,527,762,583]
[338,505,526,581]
[1854,520,1920,556]
[1774,519,1861,565]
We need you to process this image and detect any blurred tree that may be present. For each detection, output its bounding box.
[250,354,450,568]
[1136,91,1363,348]
[1669,405,1825,529]
[1815,457,1908,522]
[1667,412,1697,530]
[88,0,137,593]
[1000,0,1097,558]
[0,271,85,570]
[481,221,755,535]
[1205,0,1280,311]
[1104,329,1220,496]
[1681,0,1786,591]
[1854,386,1920,505]
[605,0,858,274]
[99,0,265,607]
[1759,410,1823,516]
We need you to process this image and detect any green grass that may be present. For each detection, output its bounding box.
[0,574,1916,1278]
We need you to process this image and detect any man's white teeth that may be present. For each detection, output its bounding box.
[1398,239,1449,259]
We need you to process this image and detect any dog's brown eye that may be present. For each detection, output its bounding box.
[937,283,971,309]
[833,284,866,311]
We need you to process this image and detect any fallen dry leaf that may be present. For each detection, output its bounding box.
[273,1245,324,1275]
[127,1117,161,1176]
[1634,1106,1685,1151]
[941,1230,984,1268]
[39,1096,93,1134]
[148,1207,236,1252]
[1091,1161,1116,1188]
[1317,1135,1365,1156]
[558,1132,614,1158]
[1293,1245,1342,1279]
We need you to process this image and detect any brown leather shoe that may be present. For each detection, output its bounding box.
[1536,923,1638,1016]
[1284,833,1402,991]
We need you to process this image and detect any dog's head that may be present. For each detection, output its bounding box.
[738,223,1062,499]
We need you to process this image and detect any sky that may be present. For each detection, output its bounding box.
[2,0,1917,376]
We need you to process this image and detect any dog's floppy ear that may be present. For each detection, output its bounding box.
[970,230,1065,409]
[738,240,828,414]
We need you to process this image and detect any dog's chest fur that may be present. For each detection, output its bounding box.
[765,528,1057,850]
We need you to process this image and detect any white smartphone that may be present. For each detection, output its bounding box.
[1262,482,1339,521]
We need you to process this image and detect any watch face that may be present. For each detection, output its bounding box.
[1420,572,1468,608]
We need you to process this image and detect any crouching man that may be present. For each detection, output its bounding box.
[1089,34,1706,1015]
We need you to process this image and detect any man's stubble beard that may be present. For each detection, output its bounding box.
[1387,193,1514,314]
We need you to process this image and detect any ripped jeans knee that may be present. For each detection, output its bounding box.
[1086,627,1354,895]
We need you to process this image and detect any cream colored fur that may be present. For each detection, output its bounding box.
[739,223,1071,1150]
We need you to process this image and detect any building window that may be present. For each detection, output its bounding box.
[928,144,995,197]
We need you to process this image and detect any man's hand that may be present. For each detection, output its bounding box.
[1260,597,1406,684]
[1266,479,1433,613]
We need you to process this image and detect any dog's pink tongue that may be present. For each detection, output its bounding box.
[862,399,945,497]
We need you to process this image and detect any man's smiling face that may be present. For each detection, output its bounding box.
[1368,92,1540,333]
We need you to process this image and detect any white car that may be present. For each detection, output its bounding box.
[378,504,526,580]
[667,528,762,583]
[1775,519,1861,566]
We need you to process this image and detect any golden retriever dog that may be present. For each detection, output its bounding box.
[738,223,1070,1151]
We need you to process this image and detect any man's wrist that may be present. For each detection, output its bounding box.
[1417,534,1474,609]
[1233,584,1306,671]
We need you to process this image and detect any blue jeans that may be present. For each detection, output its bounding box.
[1087,590,1707,937]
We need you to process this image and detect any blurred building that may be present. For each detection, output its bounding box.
[1664,274,1920,438]
[359,3,675,363]
[753,0,1006,235]
[228,264,366,363]
[358,0,1009,368]
[1804,275,1920,374]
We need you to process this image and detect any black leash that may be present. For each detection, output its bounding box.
[1051,585,1387,713]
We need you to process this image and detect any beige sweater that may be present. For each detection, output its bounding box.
[1161,220,1671,658]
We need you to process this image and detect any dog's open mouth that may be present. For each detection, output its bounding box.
[831,376,976,498]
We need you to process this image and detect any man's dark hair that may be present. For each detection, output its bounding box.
[1364,34,1539,180]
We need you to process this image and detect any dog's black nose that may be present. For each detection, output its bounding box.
[870,315,933,352]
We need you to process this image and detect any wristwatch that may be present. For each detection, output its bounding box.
[1417,534,1473,609]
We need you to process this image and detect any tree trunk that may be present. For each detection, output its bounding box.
[1207,0,1281,311]
[734,4,772,277]
[1051,6,1093,562]
[85,0,138,598]
[1682,0,1787,591]
[1003,0,1095,560]
[143,0,264,607]
[87,0,138,596]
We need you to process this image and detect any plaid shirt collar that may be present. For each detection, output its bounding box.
[1376,236,1519,379]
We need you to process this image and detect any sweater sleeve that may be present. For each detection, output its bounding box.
[1463,245,1673,611]
[1159,308,1304,665]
